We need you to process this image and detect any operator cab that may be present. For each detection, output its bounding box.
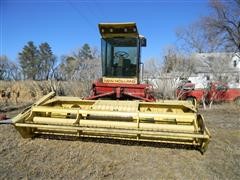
[99,22,146,84]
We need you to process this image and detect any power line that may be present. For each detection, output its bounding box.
[92,0,108,21]
[65,0,97,32]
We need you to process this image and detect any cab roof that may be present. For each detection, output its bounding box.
[98,22,139,38]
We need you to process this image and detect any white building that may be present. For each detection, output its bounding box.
[188,52,240,88]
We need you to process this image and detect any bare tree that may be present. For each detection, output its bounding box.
[162,46,195,78]
[202,0,240,52]
[0,55,21,80]
[163,46,196,99]
[176,0,240,53]
[176,20,221,53]
[54,45,101,96]
[0,55,9,80]
[8,62,22,81]
[71,46,101,95]
[203,53,233,82]
[54,56,78,81]
[144,58,161,80]
[144,46,196,99]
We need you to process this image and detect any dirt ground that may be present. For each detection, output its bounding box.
[0,104,239,179]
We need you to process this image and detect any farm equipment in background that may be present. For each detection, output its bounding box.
[12,22,211,153]
[177,81,240,105]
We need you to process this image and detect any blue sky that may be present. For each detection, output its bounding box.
[1,0,210,63]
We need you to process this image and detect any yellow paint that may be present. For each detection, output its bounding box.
[12,92,211,153]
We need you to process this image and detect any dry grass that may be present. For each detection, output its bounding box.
[0,80,89,111]
[0,104,239,179]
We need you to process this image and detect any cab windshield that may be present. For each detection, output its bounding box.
[101,38,139,77]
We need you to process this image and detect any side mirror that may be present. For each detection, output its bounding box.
[140,36,147,47]
[140,62,144,82]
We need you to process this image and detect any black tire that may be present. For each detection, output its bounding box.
[186,97,196,106]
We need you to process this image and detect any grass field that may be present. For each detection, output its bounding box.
[0,103,239,179]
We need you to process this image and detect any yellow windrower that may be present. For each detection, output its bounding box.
[12,92,211,153]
